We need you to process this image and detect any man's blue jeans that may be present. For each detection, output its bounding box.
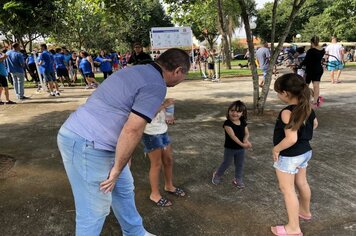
[57,126,146,236]
[11,72,24,99]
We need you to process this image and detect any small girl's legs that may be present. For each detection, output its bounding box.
[214,148,235,180]
[274,170,302,235]
[161,144,174,191]
[295,167,311,218]
[233,149,245,188]
[147,149,172,205]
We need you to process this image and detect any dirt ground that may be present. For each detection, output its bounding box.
[1,68,356,236]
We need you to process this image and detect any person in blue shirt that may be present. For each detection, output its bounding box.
[62,47,72,65]
[94,50,113,79]
[5,43,28,100]
[38,44,60,96]
[79,51,99,88]
[110,50,119,71]
[0,51,16,104]
[54,48,72,87]
[26,52,40,85]
[57,48,190,236]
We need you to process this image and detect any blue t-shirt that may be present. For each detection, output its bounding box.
[79,58,92,74]
[95,56,112,72]
[64,54,71,64]
[37,57,45,74]
[39,51,54,73]
[49,54,55,72]
[27,55,35,65]
[63,63,167,151]
[54,53,67,69]
[6,50,24,73]
[0,55,8,76]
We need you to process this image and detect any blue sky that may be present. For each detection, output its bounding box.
[256,0,272,9]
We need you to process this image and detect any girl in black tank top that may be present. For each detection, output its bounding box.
[271,73,318,236]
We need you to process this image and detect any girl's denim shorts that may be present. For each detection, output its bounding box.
[142,132,171,153]
[273,150,312,174]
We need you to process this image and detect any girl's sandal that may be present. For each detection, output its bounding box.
[151,197,172,207]
[165,187,186,197]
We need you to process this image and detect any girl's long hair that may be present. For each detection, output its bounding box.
[226,100,247,123]
[274,73,311,130]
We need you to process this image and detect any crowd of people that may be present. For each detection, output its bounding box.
[0,41,154,104]
[252,36,352,108]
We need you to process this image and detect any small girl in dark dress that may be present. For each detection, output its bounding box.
[212,100,252,188]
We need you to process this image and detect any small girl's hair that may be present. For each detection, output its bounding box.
[226,100,247,122]
[311,36,319,46]
[274,73,311,130]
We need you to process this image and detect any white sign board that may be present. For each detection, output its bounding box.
[150,27,193,50]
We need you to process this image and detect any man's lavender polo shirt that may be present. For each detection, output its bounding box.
[63,63,166,151]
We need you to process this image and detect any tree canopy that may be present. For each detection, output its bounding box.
[0,0,173,51]
[255,0,356,42]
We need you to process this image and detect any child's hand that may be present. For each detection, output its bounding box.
[165,117,175,125]
[272,147,280,162]
[242,140,252,149]
[163,98,175,108]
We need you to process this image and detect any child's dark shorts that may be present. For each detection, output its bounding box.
[0,75,8,87]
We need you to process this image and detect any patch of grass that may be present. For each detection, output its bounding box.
[188,59,256,80]
[345,62,356,68]
[10,74,106,89]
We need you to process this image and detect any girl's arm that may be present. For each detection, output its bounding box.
[313,117,318,130]
[243,127,252,148]
[272,110,298,161]
[243,126,250,142]
[225,126,248,148]
[158,98,174,112]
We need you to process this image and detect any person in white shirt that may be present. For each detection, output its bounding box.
[325,36,344,83]
[141,98,186,207]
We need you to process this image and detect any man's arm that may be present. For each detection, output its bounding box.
[0,53,7,62]
[100,112,147,193]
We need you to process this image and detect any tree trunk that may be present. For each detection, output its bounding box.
[217,0,231,69]
[237,0,259,110]
[237,0,307,114]
[257,0,307,114]
[28,34,33,52]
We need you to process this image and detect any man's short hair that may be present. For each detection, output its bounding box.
[155,48,191,73]
[41,44,47,50]
[12,43,20,49]
[56,48,62,53]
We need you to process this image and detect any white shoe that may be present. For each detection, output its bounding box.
[212,78,220,82]
[50,92,55,96]
[55,92,60,97]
